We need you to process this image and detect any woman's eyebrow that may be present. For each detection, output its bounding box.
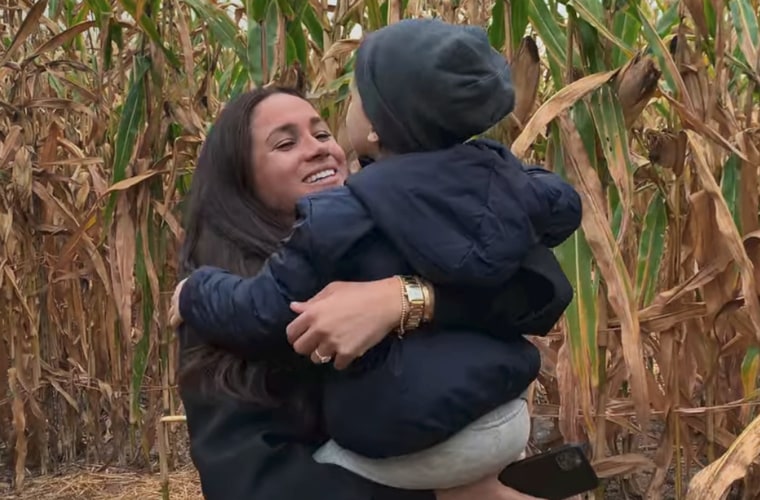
[265,117,326,142]
[309,116,328,128]
[265,123,297,143]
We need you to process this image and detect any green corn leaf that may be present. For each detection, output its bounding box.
[721,153,742,232]
[510,0,530,54]
[488,0,505,51]
[104,56,149,226]
[635,190,667,307]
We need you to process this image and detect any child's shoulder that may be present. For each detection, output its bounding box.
[293,185,376,264]
[295,185,372,231]
[298,185,363,213]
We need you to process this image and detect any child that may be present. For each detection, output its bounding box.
[175,19,581,489]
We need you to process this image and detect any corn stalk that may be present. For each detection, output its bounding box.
[2,0,760,498]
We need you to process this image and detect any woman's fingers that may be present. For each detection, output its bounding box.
[309,344,335,365]
[286,305,310,344]
[292,327,323,356]
[169,279,187,328]
[287,279,399,367]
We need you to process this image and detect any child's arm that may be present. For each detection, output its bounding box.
[522,165,582,247]
[344,146,581,288]
[177,235,316,357]
[177,192,374,358]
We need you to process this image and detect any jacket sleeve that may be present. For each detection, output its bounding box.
[181,381,434,500]
[177,214,319,356]
[432,251,571,339]
[177,193,375,357]
[460,158,581,287]
[523,166,582,248]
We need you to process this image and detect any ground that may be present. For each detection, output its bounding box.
[0,465,203,500]
[0,418,742,500]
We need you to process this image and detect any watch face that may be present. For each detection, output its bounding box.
[408,288,424,302]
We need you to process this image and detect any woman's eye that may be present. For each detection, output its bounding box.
[315,132,332,141]
[275,141,295,150]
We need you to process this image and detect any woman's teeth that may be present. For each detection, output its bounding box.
[305,169,337,184]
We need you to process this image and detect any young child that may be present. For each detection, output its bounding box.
[175,19,581,489]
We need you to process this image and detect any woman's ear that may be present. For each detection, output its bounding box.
[367,130,379,144]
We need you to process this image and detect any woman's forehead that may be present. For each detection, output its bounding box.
[253,93,322,132]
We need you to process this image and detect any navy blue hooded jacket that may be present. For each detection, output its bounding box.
[178,138,582,458]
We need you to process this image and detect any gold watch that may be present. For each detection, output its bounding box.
[399,275,425,333]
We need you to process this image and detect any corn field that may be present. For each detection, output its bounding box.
[2,0,760,497]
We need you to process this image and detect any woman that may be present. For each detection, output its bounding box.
[175,85,556,499]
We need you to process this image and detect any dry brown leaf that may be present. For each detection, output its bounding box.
[687,413,760,499]
[26,98,95,117]
[173,0,195,85]
[510,37,541,126]
[687,131,760,341]
[105,170,165,194]
[0,125,24,169]
[29,20,96,61]
[322,38,361,63]
[0,0,47,66]
[511,70,618,158]
[664,94,748,161]
[682,0,710,39]
[646,129,688,175]
[112,192,136,344]
[614,53,661,128]
[557,113,650,426]
[687,190,737,320]
[593,453,656,479]
[12,146,33,205]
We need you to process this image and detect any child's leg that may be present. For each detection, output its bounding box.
[322,331,539,458]
[313,393,530,490]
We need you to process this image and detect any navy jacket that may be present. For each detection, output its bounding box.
[179,139,581,458]
[179,288,542,500]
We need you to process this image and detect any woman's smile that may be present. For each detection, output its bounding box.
[304,168,338,184]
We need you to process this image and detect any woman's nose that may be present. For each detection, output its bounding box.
[304,135,329,159]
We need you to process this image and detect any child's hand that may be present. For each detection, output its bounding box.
[286,278,401,369]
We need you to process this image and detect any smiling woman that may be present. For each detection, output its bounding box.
[251,94,348,215]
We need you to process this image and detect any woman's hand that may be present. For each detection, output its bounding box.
[435,475,546,500]
[286,278,401,369]
[169,278,188,328]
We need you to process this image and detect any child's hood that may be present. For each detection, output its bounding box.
[346,139,581,286]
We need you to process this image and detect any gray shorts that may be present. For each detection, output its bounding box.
[313,394,530,490]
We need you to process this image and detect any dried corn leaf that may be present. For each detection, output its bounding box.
[687,413,760,499]
[687,131,760,341]
[557,113,650,426]
[511,70,617,158]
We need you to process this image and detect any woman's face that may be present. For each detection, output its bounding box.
[251,93,349,215]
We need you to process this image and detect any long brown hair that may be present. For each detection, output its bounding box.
[177,87,315,409]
